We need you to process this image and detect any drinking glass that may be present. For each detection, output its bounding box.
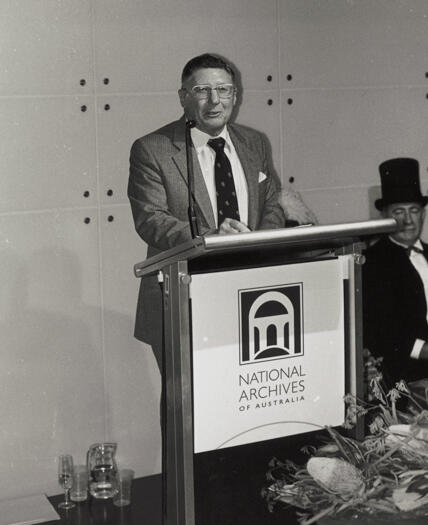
[58,454,76,509]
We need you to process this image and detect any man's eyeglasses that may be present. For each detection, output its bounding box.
[188,84,235,100]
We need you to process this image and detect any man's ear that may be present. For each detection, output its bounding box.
[232,89,237,108]
[178,88,186,108]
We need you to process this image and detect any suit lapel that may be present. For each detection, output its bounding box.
[169,119,261,231]
[171,118,216,229]
[422,241,428,262]
[228,125,260,230]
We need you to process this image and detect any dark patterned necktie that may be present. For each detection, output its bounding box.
[406,245,424,256]
[207,137,240,226]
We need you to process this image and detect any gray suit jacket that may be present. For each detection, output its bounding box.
[128,116,285,363]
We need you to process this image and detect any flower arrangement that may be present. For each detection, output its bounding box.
[263,377,428,524]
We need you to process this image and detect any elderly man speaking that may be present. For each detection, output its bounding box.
[129,53,295,371]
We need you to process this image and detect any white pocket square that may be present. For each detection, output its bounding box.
[258,172,267,183]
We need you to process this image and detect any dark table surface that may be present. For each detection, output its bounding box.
[47,475,162,525]
[47,473,301,525]
[45,433,323,524]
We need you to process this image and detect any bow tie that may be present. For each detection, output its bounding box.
[405,245,424,256]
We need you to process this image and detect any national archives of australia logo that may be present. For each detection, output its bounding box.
[239,283,303,365]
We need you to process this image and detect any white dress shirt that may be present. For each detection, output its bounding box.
[191,126,249,228]
[389,236,428,359]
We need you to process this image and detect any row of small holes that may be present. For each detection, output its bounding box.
[83,190,113,197]
[79,78,110,85]
[80,105,110,111]
[84,216,114,224]
[267,75,293,81]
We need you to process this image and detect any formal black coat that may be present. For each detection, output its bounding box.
[362,236,428,386]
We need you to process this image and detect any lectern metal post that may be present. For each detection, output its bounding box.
[337,243,365,440]
[163,260,195,525]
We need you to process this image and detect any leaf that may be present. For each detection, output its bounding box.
[392,485,428,511]
[406,473,428,496]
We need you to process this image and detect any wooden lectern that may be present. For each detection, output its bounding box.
[134,219,396,525]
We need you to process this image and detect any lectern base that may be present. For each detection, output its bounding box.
[193,430,329,525]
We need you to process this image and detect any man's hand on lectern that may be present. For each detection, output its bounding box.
[218,218,251,235]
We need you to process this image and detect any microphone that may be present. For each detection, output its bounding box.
[185,119,199,238]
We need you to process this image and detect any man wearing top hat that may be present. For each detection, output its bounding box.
[362,157,428,387]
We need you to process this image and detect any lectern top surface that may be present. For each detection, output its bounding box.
[133,218,396,278]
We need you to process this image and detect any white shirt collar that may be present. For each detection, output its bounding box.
[389,236,423,250]
[190,126,232,152]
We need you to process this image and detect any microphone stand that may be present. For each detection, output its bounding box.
[185,119,199,238]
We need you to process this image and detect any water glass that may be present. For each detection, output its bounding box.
[113,469,134,507]
[70,464,88,502]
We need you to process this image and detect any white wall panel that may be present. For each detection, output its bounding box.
[299,186,373,226]
[279,0,428,89]
[97,94,180,204]
[0,96,97,212]
[236,91,281,177]
[300,180,428,242]
[100,205,161,476]
[282,87,428,192]
[0,209,104,499]
[0,0,93,96]
[93,0,278,92]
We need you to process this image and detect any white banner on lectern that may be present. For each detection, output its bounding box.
[191,257,347,453]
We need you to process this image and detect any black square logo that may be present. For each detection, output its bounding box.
[239,283,303,365]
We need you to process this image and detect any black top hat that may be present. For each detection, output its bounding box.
[375,157,428,211]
